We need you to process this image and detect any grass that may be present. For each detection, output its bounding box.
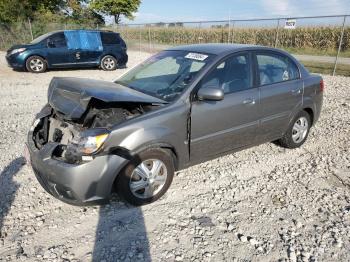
[282,47,350,58]
[301,61,350,77]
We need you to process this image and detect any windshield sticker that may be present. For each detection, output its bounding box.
[185,53,208,61]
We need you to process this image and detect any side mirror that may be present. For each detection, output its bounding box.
[197,86,224,101]
[47,40,55,48]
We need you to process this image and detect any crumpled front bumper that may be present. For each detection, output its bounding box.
[27,131,129,206]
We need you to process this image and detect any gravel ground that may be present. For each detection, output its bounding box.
[0,50,349,262]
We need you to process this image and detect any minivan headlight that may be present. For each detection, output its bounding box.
[10,48,26,55]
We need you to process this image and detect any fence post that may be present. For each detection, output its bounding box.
[274,19,281,47]
[148,27,152,53]
[139,25,142,55]
[227,18,231,43]
[28,18,34,41]
[231,21,235,43]
[333,15,347,76]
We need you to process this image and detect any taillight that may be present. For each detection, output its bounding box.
[320,79,324,92]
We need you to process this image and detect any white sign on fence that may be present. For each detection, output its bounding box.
[284,19,297,29]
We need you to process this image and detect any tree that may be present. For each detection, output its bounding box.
[0,0,63,23]
[89,0,141,24]
[60,0,104,25]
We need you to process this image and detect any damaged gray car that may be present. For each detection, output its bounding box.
[26,44,323,206]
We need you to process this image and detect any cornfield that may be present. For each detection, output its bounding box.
[116,26,350,52]
[0,22,349,54]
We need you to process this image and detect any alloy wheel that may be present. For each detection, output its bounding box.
[29,59,44,72]
[103,58,115,70]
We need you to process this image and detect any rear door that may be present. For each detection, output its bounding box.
[190,52,260,162]
[75,31,103,65]
[255,51,302,141]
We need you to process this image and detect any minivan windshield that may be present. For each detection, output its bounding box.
[30,32,53,44]
[116,50,214,102]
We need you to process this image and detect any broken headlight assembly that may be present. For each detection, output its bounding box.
[64,129,109,163]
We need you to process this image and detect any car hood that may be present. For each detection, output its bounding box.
[48,77,167,120]
[7,44,36,52]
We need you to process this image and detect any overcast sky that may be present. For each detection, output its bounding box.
[120,0,350,24]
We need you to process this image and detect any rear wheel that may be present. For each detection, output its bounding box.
[26,56,47,73]
[100,55,118,71]
[116,148,175,206]
[278,111,311,149]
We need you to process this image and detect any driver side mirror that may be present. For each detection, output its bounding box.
[47,40,55,48]
[197,86,224,101]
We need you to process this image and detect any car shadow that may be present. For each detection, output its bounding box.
[92,199,151,261]
[0,157,25,242]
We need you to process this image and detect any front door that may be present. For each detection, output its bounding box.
[46,32,73,67]
[190,53,259,162]
[255,52,303,141]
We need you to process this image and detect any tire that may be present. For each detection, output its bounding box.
[278,111,311,149]
[100,55,118,71]
[116,148,175,206]
[26,56,47,73]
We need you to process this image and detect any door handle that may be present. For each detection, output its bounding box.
[243,98,256,105]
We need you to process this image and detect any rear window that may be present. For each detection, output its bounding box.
[101,32,121,45]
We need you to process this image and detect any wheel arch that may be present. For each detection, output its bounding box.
[100,53,118,63]
[110,143,179,194]
[303,107,314,126]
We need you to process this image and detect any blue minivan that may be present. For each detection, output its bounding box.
[6,30,128,73]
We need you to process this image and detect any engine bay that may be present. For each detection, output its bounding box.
[32,101,158,163]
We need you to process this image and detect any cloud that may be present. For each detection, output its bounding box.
[260,0,350,17]
[260,0,300,16]
[132,12,208,24]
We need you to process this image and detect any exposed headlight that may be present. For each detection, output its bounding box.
[10,48,26,55]
[71,129,109,155]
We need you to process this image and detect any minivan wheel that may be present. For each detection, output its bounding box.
[101,55,118,71]
[116,148,175,206]
[278,111,311,149]
[26,56,47,73]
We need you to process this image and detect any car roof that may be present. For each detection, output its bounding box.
[49,29,118,34]
[166,43,276,55]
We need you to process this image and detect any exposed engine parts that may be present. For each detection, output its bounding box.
[32,102,157,163]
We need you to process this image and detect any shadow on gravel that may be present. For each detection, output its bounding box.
[0,157,25,241]
[92,203,151,261]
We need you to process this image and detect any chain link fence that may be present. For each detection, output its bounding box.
[114,15,350,76]
[1,15,349,76]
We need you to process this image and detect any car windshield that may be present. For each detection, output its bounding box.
[30,32,52,44]
[116,50,214,102]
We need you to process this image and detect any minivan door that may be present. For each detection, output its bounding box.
[66,31,103,66]
[255,52,303,142]
[46,32,74,67]
[190,53,259,162]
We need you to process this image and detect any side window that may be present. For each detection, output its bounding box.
[47,33,67,48]
[257,53,299,86]
[201,54,252,94]
[101,32,121,45]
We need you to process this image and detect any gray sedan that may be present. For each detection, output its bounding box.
[26,44,324,206]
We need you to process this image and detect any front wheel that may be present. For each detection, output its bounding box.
[26,56,47,73]
[278,111,311,149]
[116,148,175,206]
[100,55,118,71]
